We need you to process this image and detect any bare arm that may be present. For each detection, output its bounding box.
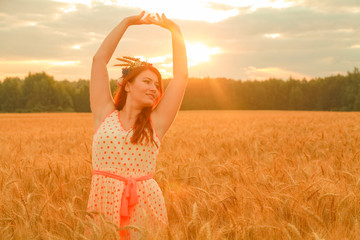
[90,20,128,121]
[90,12,151,126]
[150,14,188,136]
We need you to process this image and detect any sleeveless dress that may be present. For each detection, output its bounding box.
[86,109,168,239]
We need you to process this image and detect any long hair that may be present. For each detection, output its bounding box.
[113,65,163,148]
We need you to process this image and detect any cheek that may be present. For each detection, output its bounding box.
[140,83,149,91]
[133,84,145,93]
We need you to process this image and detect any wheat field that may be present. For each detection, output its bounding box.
[0,110,359,240]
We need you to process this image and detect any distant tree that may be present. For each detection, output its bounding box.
[54,80,74,112]
[346,67,360,111]
[1,68,360,112]
[288,79,304,110]
[109,79,118,96]
[22,72,58,112]
[70,79,90,112]
[0,80,2,111]
[0,77,23,112]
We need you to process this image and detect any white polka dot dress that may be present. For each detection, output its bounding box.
[86,109,168,239]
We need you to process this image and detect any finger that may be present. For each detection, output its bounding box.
[145,15,154,21]
[144,15,153,20]
[144,18,156,25]
[156,13,162,21]
[144,18,152,23]
[147,15,157,21]
[141,18,153,24]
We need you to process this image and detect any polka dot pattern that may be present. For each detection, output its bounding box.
[86,110,168,238]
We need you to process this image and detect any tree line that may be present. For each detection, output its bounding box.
[0,67,359,113]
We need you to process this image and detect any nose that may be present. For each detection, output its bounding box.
[149,83,158,92]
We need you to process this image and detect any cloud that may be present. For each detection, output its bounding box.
[298,0,360,13]
[1,0,63,16]
[0,58,84,81]
[0,0,359,81]
[207,6,360,78]
[218,6,360,36]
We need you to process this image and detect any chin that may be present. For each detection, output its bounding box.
[143,101,154,107]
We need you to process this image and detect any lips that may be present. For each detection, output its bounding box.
[146,94,155,100]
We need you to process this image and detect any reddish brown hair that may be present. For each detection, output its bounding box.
[113,65,163,148]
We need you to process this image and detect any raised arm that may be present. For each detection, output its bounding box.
[90,12,152,128]
[148,14,189,136]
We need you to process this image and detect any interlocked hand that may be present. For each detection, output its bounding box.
[124,11,154,26]
[146,12,180,33]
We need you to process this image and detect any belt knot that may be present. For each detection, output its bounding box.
[120,177,139,217]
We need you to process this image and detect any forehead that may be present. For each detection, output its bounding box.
[137,69,159,83]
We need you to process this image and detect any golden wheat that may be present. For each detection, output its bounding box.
[0,110,359,239]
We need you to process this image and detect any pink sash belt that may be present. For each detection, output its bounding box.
[92,169,153,237]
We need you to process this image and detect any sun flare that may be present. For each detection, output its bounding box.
[119,42,222,78]
[265,33,281,39]
[186,42,222,66]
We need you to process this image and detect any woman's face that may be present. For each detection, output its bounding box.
[125,69,160,107]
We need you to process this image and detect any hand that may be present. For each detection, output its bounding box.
[146,13,180,33]
[123,11,154,26]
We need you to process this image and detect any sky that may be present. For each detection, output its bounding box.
[0,0,359,82]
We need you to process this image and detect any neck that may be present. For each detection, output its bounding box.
[120,104,142,121]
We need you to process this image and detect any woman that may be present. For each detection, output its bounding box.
[86,11,188,239]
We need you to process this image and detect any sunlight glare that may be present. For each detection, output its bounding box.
[50,60,80,66]
[265,33,281,39]
[53,0,92,7]
[26,22,38,27]
[61,5,77,13]
[186,42,222,66]
[72,45,81,50]
[147,56,169,64]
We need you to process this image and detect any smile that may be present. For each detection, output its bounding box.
[146,94,155,100]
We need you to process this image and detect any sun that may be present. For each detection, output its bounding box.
[120,42,222,78]
[185,42,222,66]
